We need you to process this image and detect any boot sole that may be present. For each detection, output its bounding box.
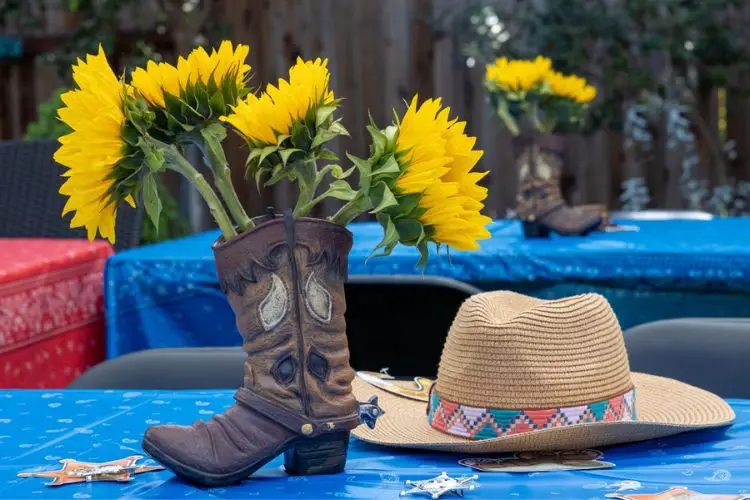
[142,431,349,486]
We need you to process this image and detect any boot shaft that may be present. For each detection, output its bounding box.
[513,134,565,222]
[213,213,357,421]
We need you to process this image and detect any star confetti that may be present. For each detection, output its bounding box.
[606,486,750,500]
[18,455,163,486]
[400,472,479,499]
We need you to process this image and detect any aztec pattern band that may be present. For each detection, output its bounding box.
[428,388,636,440]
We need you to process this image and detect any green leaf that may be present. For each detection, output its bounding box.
[203,122,227,141]
[311,129,339,150]
[324,180,357,201]
[373,154,400,181]
[315,106,338,128]
[347,153,373,193]
[394,192,422,218]
[254,166,270,192]
[369,181,398,213]
[279,148,302,166]
[416,241,430,270]
[318,164,355,182]
[394,218,425,245]
[384,125,399,150]
[138,138,166,173]
[265,163,290,187]
[367,125,387,155]
[291,122,310,149]
[258,145,279,167]
[209,90,226,116]
[142,174,163,233]
[200,125,228,167]
[372,213,400,255]
[328,121,350,137]
[317,148,339,162]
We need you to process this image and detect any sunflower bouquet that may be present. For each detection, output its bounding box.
[54,42,490,264]
[484,56,597,136]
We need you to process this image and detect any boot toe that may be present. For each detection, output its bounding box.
[143,424,216,473]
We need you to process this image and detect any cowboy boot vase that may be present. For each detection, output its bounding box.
[142,212,362,486]
[514,134,602,237]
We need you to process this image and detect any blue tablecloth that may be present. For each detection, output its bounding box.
[1,390,749,499]
[105,219,750,358]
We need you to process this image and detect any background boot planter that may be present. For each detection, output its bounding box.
[513,133,602,237]
[142,213,361,485]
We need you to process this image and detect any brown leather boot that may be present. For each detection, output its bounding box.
[513,134,602,237]
[142,212,362,486]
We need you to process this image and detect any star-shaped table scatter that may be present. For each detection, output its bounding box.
[400,472,479,499]
[606,486,750,500]
[18,455,163,486]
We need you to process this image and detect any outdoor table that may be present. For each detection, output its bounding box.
[0,390,748,499]
[104,218,750,359]
[0,239,112,388]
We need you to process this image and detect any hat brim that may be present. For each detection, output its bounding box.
[351,373,735,453]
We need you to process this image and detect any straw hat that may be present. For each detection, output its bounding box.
[352,291,735,452]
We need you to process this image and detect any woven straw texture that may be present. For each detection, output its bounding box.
[437,292,632,408]
[351,291,735,452]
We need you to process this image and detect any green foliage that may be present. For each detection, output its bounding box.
[23,88,71,140]
[332,123,432,267]
[139,176,191,245]
[451,0,750,131]
[242,98,350,217]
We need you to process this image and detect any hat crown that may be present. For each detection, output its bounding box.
[435,291,633,409]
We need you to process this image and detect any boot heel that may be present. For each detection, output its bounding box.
[522,221,551,238]
[284,432,349,475]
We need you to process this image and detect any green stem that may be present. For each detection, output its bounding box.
[204,144,253,231]
[163,144,237,240]
[329,191,370,226]
[293,158,319,217]
[530,101,544,134]
[497,99,520,136]
[295,193,329,217]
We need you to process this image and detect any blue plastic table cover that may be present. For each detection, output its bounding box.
[104,218,750,358]
[0,390,748,499]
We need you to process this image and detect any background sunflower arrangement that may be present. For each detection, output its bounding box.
[484,56,597,135]
[54,41,491,266]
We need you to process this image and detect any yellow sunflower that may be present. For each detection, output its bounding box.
[54,46,139,244]
[131,40,250,120]
[221,57,334,145]
[393,96,491,251]
[545,70,597,103]
[485,56,552,94]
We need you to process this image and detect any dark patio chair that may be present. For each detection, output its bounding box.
[0,140,142,250]
[68,347,245,389]
[624,318,750,398]
[344,275,481,377]
[69,276,481,389]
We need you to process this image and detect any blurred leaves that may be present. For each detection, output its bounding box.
[446,0,750,131]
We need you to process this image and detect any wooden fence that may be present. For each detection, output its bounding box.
[3,0,750,220]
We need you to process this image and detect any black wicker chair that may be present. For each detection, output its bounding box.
[0,140,142,250]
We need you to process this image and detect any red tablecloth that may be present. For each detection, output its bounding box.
[0,239,112,388]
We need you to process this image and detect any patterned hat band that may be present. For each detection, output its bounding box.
[427,388,637,440]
